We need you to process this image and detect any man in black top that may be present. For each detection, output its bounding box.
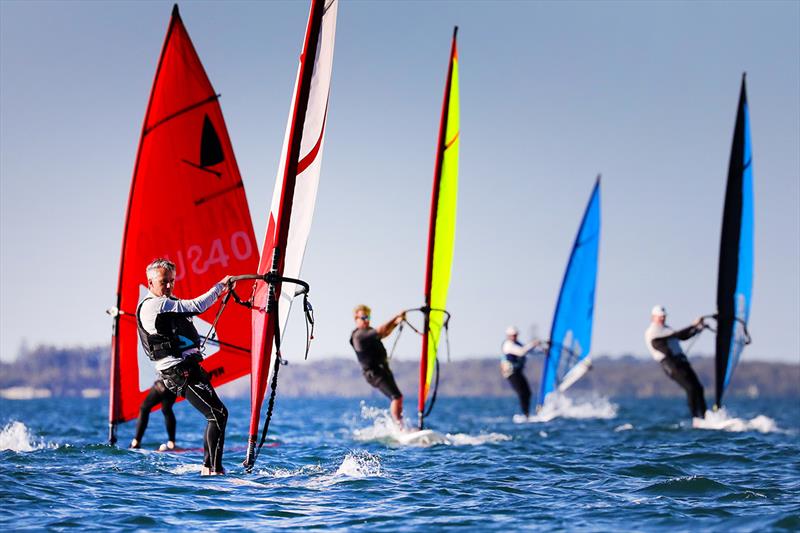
[350,304,405,427]
[137,258,232,475]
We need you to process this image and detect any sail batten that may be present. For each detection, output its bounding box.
[418,27,459,429]
[714,74,753,409]
[537,177,601,408]
[109,5,258,443]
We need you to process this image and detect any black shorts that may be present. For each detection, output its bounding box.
[363,367,402,400]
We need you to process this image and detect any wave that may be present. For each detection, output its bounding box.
[333,450,382,478]
[0,421,55,452]
[638,475,733,496]
[692,408,779,433]
[515,394,618,423]
[353,402,510,447]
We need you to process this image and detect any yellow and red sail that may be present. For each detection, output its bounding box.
[418,27,460,428]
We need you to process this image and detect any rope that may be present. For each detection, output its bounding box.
[404,306,451,422]
[250,305,284,469]
[422,357,440,418]
[199,288,234,352]
[388,322,404,360]
[236,271,314,472]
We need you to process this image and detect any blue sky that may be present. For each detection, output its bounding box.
[1,1,798,365]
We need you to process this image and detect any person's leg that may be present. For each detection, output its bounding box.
[183,375,228,474]
[390,396,404,427]
[507,372,529,416]
[375,371,404,428]
[663,358,705,418]
[161,390,177,446]
[519,375,532,417]
[678,360,707,418]
[132,386,161,447]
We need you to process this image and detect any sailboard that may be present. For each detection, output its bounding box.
[713,74,753,410]
[108,5,258,444]
[244,0,338,470]
[416,27,460,430]
[536,177,601,410]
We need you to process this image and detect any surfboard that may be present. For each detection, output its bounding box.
[395,429,447,446]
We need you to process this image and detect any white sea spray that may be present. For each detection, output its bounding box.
[0,421,53,452]
[692,408,780,433]
[520,394,618,423]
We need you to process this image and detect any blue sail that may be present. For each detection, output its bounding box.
[537,177,601,408]
[714,74,754,409]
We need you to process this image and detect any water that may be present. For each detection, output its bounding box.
[1,395,798,530]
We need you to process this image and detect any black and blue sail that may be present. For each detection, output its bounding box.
[537,177,601,408]
[715,74,754,409]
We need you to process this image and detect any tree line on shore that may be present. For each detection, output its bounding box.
[1,344,797,399]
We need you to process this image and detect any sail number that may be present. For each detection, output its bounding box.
[167,231,254,281]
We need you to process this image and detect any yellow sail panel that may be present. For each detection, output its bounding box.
[425,53,459,397]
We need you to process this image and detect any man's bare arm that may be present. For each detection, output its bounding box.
[376,312,406,339]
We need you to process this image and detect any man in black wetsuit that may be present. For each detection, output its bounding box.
[136,258,232,475]
[644,305,708,419]
[129,379,177,451]
[500,326,540,418]
[350,304,405,427]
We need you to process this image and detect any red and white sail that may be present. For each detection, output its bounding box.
[247,0,338,461]
[108,5,258,442]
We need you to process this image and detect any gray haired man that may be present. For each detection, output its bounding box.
[136,258,232,475]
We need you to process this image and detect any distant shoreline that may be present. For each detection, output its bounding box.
[1,344,797,399]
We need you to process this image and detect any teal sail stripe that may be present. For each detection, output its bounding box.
[715,74,754,408]
[537,177,601,407]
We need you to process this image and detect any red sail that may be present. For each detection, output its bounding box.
[108,5,258,437]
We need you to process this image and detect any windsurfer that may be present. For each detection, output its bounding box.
[350,305,405,428]
[129,379,177,451]
[136,258,231,475]
[501,326,540,417]
[644,305,708,419]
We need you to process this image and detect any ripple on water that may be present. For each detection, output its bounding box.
[637,475,734,497]
[1,396,798,531]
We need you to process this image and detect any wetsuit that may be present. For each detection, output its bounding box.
[133,379,177,445]
[350,327,402,400]
[137,283,228,473]
[645,322,707,418]
[502,339,537,417]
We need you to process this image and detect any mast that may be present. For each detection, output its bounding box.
[108,4,181,446]
[418,27,459,429]
[245,0,337,469]
[714,73,753,409]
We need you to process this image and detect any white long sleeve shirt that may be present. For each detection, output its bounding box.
[138,282,224,372]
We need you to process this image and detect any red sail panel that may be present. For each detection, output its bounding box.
[248,0,337,456]
[109,5,258,430]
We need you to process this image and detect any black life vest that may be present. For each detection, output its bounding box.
[136,297,202,361]
[502,340,526,372]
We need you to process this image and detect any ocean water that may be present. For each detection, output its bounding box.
[1,395,798,530]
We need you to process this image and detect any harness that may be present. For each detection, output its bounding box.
[136,296,201,361]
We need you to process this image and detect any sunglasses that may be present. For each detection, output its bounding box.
[355,315,370,321]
